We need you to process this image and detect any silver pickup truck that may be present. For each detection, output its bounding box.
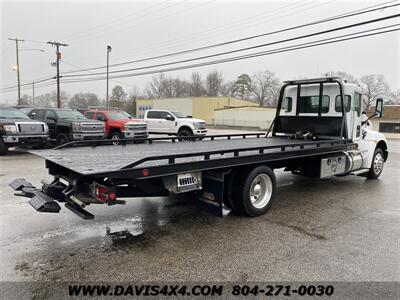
[0,107,49,155]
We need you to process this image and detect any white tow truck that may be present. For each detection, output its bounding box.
[10,77,388,219]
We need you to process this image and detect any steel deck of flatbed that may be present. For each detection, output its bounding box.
[31,136,355,177]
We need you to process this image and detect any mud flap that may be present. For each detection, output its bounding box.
[196,172,227,218]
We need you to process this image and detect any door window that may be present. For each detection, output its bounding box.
[159,111,172,119]
[96,112,106,121]
[354,92,362,117]
[45,110,57,120]
[85,111,95,119]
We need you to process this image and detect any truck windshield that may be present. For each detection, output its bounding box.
[108,111,131,120]
[56,110,86,119]
[171,111,188,118]
[0,109,30,119]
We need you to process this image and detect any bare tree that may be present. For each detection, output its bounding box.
[189,72,206,96]
[35,90,68,108]
[323,71,357,83]
[171,78,191,97]
[387,89,400,105]
[359,74,390,109]
[234,71,280,106]
[205,70,224,96]
[146,73,167,98]
[68,92,99,109]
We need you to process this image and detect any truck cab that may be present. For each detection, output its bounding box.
[144,109,207,139]
[84,110,148,144]
[274,77,387,178]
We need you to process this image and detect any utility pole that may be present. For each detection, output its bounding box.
[47,41,68,108]
[32,81,35,107]
[106,45,112,108]
[8,37,24,105]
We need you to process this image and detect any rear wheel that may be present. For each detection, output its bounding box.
[56,133,70,146]
[232,166,276,217]
[0,139,9,155]
[366,148,385,179]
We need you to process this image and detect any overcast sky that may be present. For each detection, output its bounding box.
[1,0,399,105]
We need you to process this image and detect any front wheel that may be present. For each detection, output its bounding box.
[232,166,276,217]
[0,139,9,155]
[110,131,122,145]
[56,133,70,146]
[177,129,193,142]
[366,148,385,179]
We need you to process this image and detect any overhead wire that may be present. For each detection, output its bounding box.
[60,1,400,75]
[60,14,400,78]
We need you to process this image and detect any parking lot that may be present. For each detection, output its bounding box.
[0,131,399,290]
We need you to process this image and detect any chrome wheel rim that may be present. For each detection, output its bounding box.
[249,174,273,209]
[111,134,120,145]
[373,153,384,175]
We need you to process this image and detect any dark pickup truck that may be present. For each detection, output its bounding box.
[0,107,49,155]
[29,108,105,145]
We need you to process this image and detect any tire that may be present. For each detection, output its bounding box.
[232,166,276,217]
[177,128,193,142]
[0,138,9,155]
[56,133,70,146]
[110,131,122,145]
[366,148,385,179]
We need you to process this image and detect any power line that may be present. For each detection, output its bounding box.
[63,0,175,41]
[3,26,399,93]
[69,0,216,44]
[60,1,400,75]
[61,60,136,89]
[67,0,314,65]
[61,14,400,78]
[56,25,400,83]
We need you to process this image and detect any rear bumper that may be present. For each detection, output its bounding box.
[71,132,105,141]
[122,130,148,139]
[2,134,49,145]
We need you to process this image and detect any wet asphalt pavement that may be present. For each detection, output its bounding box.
[0,136,399,290]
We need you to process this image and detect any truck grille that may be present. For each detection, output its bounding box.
[197,122,206,129]
[81,123,104,132]
[17,123,45,134]
[125,123,147,131]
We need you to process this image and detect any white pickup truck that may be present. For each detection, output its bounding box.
[143,109,207,139]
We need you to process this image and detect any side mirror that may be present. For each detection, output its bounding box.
[375,98,384,118]
[165,114,174,121]
[30,112,36,117]
[47,116,57,122]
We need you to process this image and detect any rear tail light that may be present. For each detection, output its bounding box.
[93,183,116,203]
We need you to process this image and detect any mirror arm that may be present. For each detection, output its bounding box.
[361,112,378,126]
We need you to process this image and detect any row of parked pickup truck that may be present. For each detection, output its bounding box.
[0,107,208,155]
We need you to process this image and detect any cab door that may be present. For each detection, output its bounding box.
[352,92,362,141]
[159,111,176,133]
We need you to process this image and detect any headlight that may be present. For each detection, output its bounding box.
[43,123,49,133]
[72,122,82,132]
[193,122,204,129]
[2,124,17,133]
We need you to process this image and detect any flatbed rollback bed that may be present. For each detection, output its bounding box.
[10,77,388,220]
